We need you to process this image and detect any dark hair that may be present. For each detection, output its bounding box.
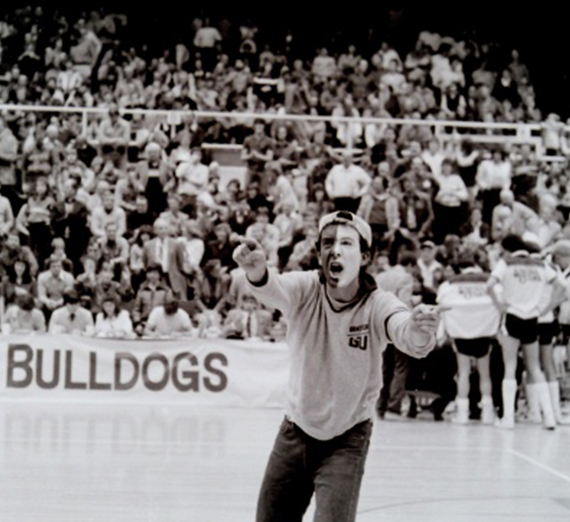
[501,234,528,253]
[63,289,80,304]
[146,263,164,277]
[8,256,32,284]
[101,293,120,317]
[134,225,154,247]
[17,292,35,311]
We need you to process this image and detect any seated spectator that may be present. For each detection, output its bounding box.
[1,254,36,308]
[241,118,275,190]
[48,288,94,334]
[284,224,320,272]
[74,255,98,307]
[227,201,254,235]
[357,175,399,251]
[178,219,205,283]
[132,264,171,334]
[2,292,46,334]
[125,194,155,239]
[37,256,75,318]
[172,147,210,216]
[273,198,303,270]
[129,224,153,293]
[94,293,135,338]
[143,291,193,337]
[45,237,74,272]
[92,260,133,314]
[194,258,231,316]
[90,190,127,238]
[97,221,130,280]
[97,103,130,168]
[491,189,539,240]
[460,205,491,247]
[245,207,280,267]
[221,293,273,340]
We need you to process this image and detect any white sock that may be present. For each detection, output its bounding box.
[502,379,517,421]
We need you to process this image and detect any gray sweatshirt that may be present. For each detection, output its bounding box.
[248,270,434,440]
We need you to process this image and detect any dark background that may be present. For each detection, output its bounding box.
[3,2,568,117]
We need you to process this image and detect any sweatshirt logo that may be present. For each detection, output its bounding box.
[348,325,369,351]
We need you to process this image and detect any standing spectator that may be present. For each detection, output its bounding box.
[375,252,417,420]
[159,193,189,237]
[432,159,469,243]
[48,288,94,335]
[311,47,337,83]
[325,150,371,213]
[15,178,55,267]
[417,240,444,301]
[135,141,172,217]
[476,148,512,225]
[51,178,90,273]
[37,257,75,319]
[331,94,363,147]
[193,18,222,72]
[143,218,186,299]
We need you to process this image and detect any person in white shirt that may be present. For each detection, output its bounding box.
[437,255,501,425]
[94,293,135,338]
[48,289,94,335]
[325,150,371,213]
[487,235,562,430]
[144,292,193,337]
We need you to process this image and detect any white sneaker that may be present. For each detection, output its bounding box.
[495,417,515,430]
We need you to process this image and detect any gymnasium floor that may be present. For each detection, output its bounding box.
[0,402,568,522]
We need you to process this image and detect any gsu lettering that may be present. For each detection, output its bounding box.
[6,344,228,392]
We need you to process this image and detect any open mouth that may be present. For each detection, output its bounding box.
[329,262,344,275]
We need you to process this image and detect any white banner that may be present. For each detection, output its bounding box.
[0,335,289,408]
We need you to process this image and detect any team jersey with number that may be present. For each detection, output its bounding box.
[437,269,501,339]
[490,251,557,320]
[247,270,435,440]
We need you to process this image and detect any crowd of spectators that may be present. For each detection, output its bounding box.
[0,7,569,360]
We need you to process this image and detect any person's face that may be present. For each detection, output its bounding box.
[147,270,159,284]
[102,300,116,316]
[168,197,180,212]
[136,197,148,213]
[103,194,114,210]
[14,260,26,276]
[318,225,367,290]
[420,247,435,263]
[6,234,19,250]
[106,224,117,240]
[67,302,79,314]
[155,222,169,238]
[50,261,62,276]
[100,269,113,283]
[36,180,48,196]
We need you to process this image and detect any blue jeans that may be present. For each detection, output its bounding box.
[256,417,372,522]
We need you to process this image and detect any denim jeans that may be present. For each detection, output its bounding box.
[256,417,372,522]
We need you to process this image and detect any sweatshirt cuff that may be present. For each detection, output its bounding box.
[248,269,269,287]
